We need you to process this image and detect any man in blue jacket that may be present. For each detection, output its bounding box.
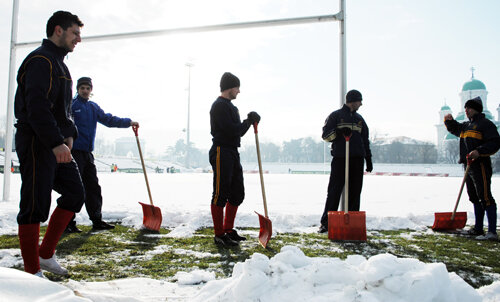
[15,11,85,277]
[445,96,500,241]
[319,89,372,233]
[65,77,139,232]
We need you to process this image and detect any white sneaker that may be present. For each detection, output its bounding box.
[39,255,68,275]
[475,232,499,241]
[34,270,46,278]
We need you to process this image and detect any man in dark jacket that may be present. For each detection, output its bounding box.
[65,77,139,232]
[209,72,260,247]
[14,11,85,276]
[319,89,372,233]
[445,96,499,241]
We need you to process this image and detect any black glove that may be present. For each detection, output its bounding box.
[337,127,352,137]
[247,111,261,124]
[365,157,373,172]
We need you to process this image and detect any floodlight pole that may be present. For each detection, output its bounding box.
[185,62,193,169]
[339,0,347,211]
[2,0,19,202]
[3,8,347,202]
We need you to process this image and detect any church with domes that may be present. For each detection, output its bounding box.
[436,68,500,163]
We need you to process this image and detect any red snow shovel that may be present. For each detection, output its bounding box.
[133,125,162,231]
[253,123,272,248]
[432,160,470,231]
[328,131,367,241]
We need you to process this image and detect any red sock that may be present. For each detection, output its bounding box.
[39,207,74,259]
[18,223,40,274]
[224,203,238,233]
[211,204,224,236]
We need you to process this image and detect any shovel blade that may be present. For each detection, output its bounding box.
[139,202,162,231]
[255,211,272,248]
[432,212,467,230]
[328,211,367,241]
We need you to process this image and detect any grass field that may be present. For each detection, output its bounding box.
[1,225,498,288]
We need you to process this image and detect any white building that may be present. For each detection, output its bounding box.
[436,69,500,163]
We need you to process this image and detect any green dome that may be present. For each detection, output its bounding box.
[462,79,486,91]
[445,133,458,140]
[440,105,451,111]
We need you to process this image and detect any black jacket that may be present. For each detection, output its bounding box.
[210,97,251,148]
[14,39,77,149]
[322,104,372,158]
[445,113,500,164]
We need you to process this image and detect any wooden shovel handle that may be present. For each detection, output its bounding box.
[254,123,268,218]
[133,126,154,206]
[451,164,470,220]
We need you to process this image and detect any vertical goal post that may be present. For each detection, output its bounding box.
[3,0,347,202]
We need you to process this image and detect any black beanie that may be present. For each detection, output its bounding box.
[464,96,483,113]
[220,72,240,92]
[346,89,362,103]
[77,77,92,89]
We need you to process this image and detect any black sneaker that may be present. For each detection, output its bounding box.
[65,224,82,233]
[318,225,328,233]
[92,220,115,230]
[226,229,247,241]
[214,234,239,247]
[466,227,484,236]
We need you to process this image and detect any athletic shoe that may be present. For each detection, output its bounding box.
[39,255,68,275]
[64,224,82,233]
[318,225,328,233]
[92,220,115,230]
[214,234,239,247]
[34,270,46,278]
[466,228,484,236]
[475,232,498,241]
[226,229,247,241]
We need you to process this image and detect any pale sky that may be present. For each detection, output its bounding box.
[1,0,499,155]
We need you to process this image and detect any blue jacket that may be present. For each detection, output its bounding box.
[14,39,77,149]
[322,104,372,158]
[72,95,131,152]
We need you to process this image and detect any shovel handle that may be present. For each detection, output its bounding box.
[133,126,154,206]
[451,164,470,220]
[253,122,268,218]
[344,138,350,214]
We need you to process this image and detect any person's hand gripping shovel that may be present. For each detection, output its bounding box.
[133,125,162,231]
[253,122,272,248]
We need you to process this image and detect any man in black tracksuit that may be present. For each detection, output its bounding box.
[209,72,260,247]
[14,11,85,276]
[319,90,372,233]
[445,96,499,241]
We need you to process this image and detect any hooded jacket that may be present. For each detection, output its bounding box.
[322,104,372,158]
[445,113,500,164]
[72,95,131,152]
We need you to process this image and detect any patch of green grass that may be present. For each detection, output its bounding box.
[0,226,498,288]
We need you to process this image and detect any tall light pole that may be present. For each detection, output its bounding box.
[185,62,193,168]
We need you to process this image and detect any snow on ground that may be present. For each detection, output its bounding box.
[1,172,499,301]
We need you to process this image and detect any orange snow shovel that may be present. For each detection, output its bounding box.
[432,161,469,231]
[328,130,367,241]
[133,125,162,231]
[253,123,272,248]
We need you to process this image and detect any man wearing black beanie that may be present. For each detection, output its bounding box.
[445,96,500,241]
[209,72,260,247]
[319,89,372,233]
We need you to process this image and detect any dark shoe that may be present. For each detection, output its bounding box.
[92,220,115,230]
[214,234,239,247]
[466,227,484,236]
[318,225,328,233]
[226,229,247,241]
[65,224,82,233]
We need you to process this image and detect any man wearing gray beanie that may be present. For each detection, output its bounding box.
[209,72,260,247]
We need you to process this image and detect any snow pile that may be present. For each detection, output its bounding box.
[193,246,481,302]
